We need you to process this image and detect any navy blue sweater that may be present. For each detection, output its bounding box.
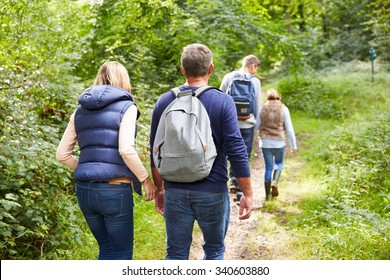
[150,85,250,193]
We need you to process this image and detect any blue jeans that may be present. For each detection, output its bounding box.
[261,147,285,182]
[164,189,230,260]
[229,127,255,190]
[75,181,134,260]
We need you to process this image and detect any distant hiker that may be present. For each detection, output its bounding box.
[259,88,297,200]
[150,43,253,260]
[220,55,262,202]
[56,61,156,260]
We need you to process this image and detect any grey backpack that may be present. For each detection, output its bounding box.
[152,86,218,183]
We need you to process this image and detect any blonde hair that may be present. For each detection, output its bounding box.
[266,88,281,100]
[93,61,131,92]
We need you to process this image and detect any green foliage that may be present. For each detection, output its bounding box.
[0,93,87,259]
[76,0,304,92]
[1,0,388,260]
[277,75,349,119]
[323,112,389,211]
[369,0,390,64]
[294,112,390,259]
[75,0,184,90]
[287,90,389,259]
[0,0,95,259]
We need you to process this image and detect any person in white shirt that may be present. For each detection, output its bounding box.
[56,61,156,259]
[220,55,262,202]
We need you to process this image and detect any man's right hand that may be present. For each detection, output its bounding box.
[237,176,253,220]
[154,189,164,216]
[143,177,157,201]
[239,195,253,220]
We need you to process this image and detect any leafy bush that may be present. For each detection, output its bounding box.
[1,0,388,260]
[277,75,350,119]
[294,110,390,259]
[325,112,390,211]
[0,89,91,259]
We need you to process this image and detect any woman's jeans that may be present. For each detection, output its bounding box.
[76,181,134,260]
[164,189,230,260]
[261,147,285,182]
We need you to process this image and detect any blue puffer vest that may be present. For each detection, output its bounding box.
[73,85,142,195]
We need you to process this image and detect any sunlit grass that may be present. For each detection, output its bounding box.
[133,195,166,260]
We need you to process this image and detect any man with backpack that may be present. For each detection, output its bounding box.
[150,43,253,260]
[220,55,262,202]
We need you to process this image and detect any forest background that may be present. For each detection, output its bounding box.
[0,0,389,260]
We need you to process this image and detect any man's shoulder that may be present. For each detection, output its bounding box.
[223,70,239,79]
[157,90,174,102]
[250,76,261,87]
[204,86,230,98]
[153,90,175,114]
[205,86,224,93]
[228,71,259,81]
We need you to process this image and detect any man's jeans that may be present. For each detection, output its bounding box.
[230,126,255,191]
[76,181,134,260]
[164,189,230,260]
[261,147,285,182]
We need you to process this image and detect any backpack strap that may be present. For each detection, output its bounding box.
[234,72,254,80]
[233,71,242,79]
[170,87,195,98]
[171,86,221,98]
[170,87,181,98]
[194,85,221,97]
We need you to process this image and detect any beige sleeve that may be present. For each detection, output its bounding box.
[56,112,78,170]
[118,105,149,182]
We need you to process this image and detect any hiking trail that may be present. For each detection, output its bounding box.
[189,130,297,260]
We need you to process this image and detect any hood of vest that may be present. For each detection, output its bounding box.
[79,85,134,110]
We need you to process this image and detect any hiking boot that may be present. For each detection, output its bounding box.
[271,186,279,197]
[271,169,281,197]
[233,191,243,204]
[229,185,237,194]
[264,181,271,200]
[229,178,238,193]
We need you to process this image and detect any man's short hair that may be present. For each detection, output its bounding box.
[181,43,213,77]
[242,55,260,68]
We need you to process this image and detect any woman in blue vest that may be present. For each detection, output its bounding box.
[56,61,156,259]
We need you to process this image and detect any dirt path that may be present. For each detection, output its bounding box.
[189,131,296,260]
